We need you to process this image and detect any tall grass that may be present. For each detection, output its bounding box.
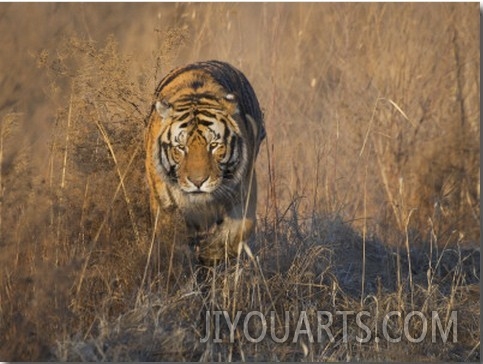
[0,2,479,361]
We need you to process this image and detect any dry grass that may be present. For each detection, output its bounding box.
[0,3,479,362]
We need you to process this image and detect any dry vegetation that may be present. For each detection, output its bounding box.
[0,3,480,362]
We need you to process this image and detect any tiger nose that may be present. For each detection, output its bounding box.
[188,174,208,188]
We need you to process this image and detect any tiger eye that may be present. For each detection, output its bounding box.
[214,144,226,158]
[172,145,185,161]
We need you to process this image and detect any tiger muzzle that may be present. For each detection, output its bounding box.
[182,140,213,191]
[187,174,209,189]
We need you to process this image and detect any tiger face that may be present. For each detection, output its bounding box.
[154,94,244,198]
[145,61,265,264]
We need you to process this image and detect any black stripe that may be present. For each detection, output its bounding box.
[218,119,228,139]
[195,110,218,119]
[175,111,191,122]
[198,120,214,126]
[175,93,219,105]
[228,136,238,164]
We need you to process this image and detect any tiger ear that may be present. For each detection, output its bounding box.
[222,93,240,114]
[155,100,171,119]
[225,93,236,102]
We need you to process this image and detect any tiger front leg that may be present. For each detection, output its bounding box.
[196,216,255,265]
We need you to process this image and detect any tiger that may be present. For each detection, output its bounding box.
[145,60,266,264]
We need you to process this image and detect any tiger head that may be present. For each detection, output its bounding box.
[150,90,253,203]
